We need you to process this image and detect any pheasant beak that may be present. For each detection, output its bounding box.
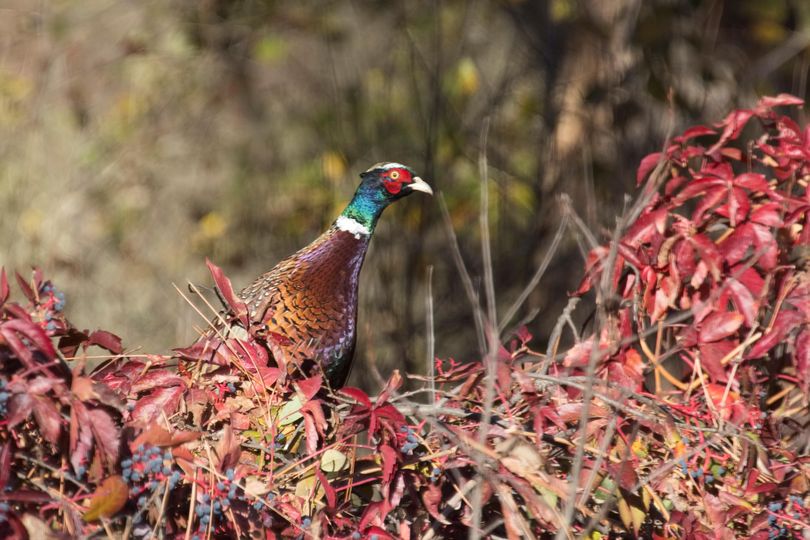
[407,176,433,195]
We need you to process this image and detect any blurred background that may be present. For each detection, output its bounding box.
[1,0,808,388]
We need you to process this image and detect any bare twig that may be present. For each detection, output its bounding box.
[498,198,570,335]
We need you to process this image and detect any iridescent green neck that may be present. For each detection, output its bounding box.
[340,189,387,233]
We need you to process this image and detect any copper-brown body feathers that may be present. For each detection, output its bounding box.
[239,226,370,387]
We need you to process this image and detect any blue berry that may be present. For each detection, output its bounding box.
[302,517,311,528]
[228,485,237,500]
[226,469,235,481]
[768,501,783,511]
[253,500,263,510]
[138,495,147,507]
[121,459,132,468]
[217,481,225,491]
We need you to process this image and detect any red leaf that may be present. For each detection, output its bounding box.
[83,475,128,521]
[87,330,123,355]
[757,93,804,109]
[700,311,744,343]
[750,223,778,270]
[720,224,755,266]
[636,151,663,186]
[130,385,185,426]
[727,278,758,328]
[421,483,449,524]
[27,376,62,395]
[1,318,56,361]
[6,393,33,429]
[32,396,63,444]
[0,268,8,306]
[303,413,319,454]
[747,310,805,359]
[689,234,722,280]
[14,272,35,302]
[608,460,638,490]
[750,202,784,227]
[89,408,120,468]
[373,403,406,426]
[699,340,736,381]
[70,403,94,475]
[215,425,241,472]
[624,208,667,247]
[340,387,372,408]
[358,501,393,532]
[733,173,769,192]
[691,185,726,226]
[130,369,184,394]
[677,125,716,141]
[380,444,398,484]
[206,259,249,327]
[296,374,322,402]
[315,469,336,509]
[377,370,403,404]
[707,109,755,155]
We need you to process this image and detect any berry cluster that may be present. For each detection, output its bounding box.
[766,497,808,539]
[0,502,8,523]
[398,426,419,455]
[38,283,66,333]
[0,379,8,418]
[192,468,239,536]
[213,381,237,398]
[251,492,275,512]
[122,445,181,511]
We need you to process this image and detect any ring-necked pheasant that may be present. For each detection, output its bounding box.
[230,162,432,388]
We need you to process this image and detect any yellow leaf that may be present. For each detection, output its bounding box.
[83,476,128,522]
[321,151,347,183]
[320,449,348,473]
[456,58,479,96]
[278,395,303,426]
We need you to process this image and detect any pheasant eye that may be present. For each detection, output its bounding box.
[389,170,400,180]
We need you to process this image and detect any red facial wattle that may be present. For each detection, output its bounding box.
[382,168,412,194]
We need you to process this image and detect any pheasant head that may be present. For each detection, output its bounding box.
[338,162,433,236]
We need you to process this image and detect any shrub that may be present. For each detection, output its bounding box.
[0,95,807,539]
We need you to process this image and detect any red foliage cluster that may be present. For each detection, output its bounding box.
[0,96,807,539]
[577,93,808,394]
